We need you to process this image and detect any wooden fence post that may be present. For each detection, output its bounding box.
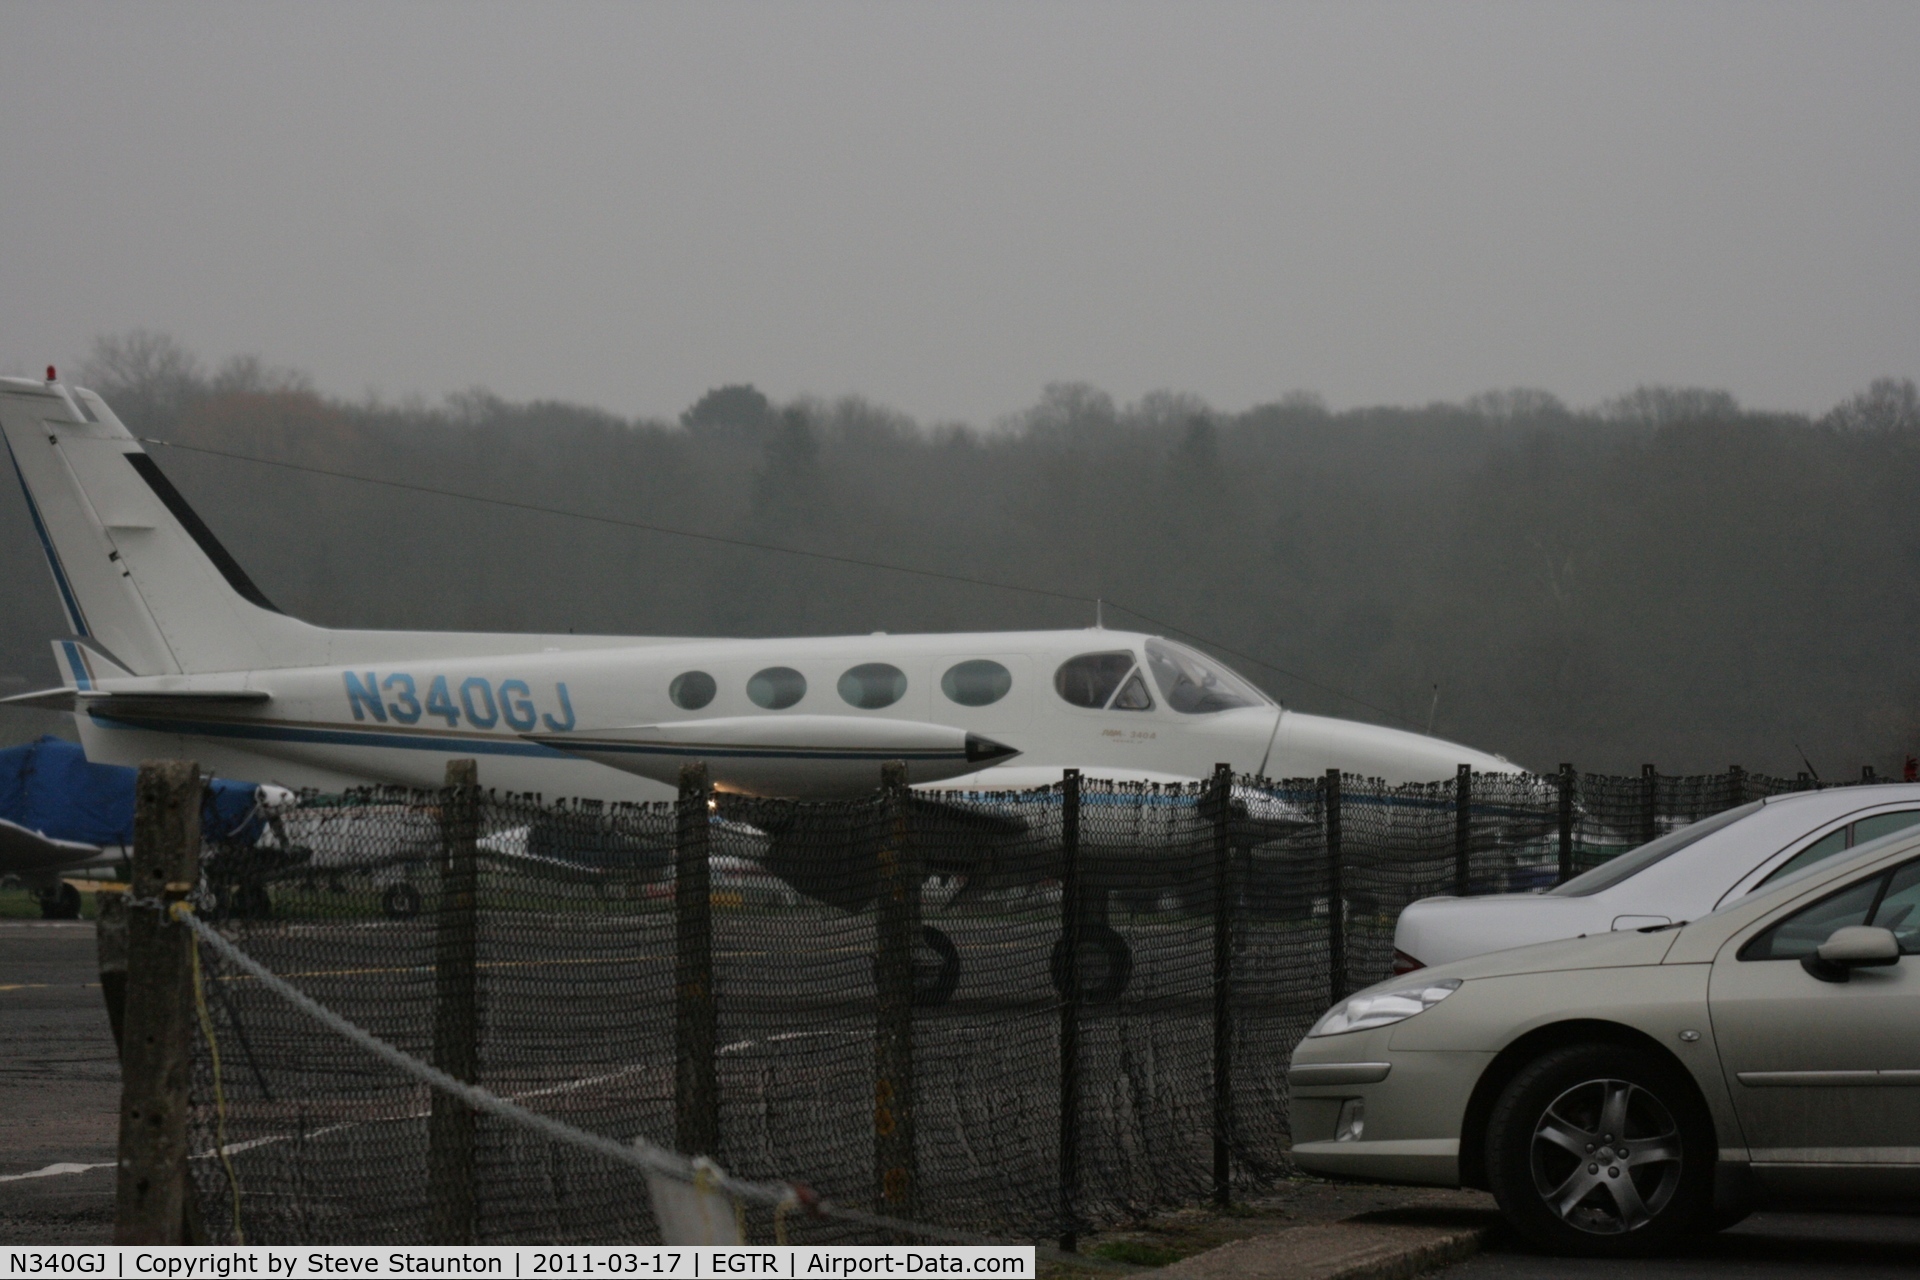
[429,759,480,1244]
[1210,763,1234,1208]
[874,760,919,1221]
[676,762,718,1157]
[1325,769,1345,1007]
[116,759,202,1244]
[1057,768,1081,1252]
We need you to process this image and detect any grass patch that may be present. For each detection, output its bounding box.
[0,885,104,919]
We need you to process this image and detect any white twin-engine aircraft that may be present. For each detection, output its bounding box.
[1,370,1513,989]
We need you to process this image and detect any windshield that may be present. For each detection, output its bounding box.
[1143,639,1269,714]
[1550,800,1765,897]
[1741,818,1920,901]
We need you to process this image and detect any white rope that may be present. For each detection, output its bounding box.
[173,905,1057,1255]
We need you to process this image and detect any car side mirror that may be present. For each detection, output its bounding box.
[1801,925,1902,983]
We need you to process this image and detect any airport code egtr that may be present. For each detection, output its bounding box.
[1,1251,1034,1279]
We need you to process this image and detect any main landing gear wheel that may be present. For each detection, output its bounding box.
[215,881,273,920]
[1485,1043,1712,1256]
[1049,924,1133,1004]
[382,881,423,920]
[38,882,83,920]
[912,925,961,1008]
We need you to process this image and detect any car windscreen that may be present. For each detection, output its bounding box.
[1549,800,1766,898]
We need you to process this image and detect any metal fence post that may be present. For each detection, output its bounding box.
[874,760,919,1220]
[1325,769,1345,1006]
[1641,764,1659,847]
[116,759,202,1245]
[429,758,480,1245]
[1453,764,1472,897]
[1057,767,1081,1253]
[676,762,717,1157]
[1557,764,1575,884]
[1210,763,1233,1208]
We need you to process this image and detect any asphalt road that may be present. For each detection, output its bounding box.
[0,918,119,1243]
[1442,1211,1920,1279]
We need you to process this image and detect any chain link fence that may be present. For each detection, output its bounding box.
[180,764,1856,1245]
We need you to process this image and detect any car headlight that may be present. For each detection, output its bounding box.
[1307,978,1463,1037]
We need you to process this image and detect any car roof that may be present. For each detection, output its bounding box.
[1757,782,1920,808]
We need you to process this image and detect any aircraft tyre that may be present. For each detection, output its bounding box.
[913,925,962,1008]
[39,882,83,920]
[237,881,272,919]
[1049,924,1133,1004]
[214,880,274,920]
[382,881,423,921]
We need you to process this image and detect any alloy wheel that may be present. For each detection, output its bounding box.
[1529,1077,1682,1234]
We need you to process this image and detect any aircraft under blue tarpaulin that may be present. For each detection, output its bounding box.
[0,734,270,916]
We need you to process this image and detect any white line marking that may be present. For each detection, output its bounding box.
[0,1161,114,1182]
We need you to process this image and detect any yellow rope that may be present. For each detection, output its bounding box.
[774,1188,796,1245]
[182,903,246,1244]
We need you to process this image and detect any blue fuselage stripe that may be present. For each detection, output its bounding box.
[84,711,977,766]
[86,711,570,758]
[568,742,969,762]
[4,432,89,637]
[61,642,93,691]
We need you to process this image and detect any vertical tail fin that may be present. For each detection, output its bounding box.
[0,373,324,675]
[50,638,132,690]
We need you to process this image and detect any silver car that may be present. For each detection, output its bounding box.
[1289,827,1920,1255]
[1394,784,1920,973]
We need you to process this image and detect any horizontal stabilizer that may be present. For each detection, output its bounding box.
[3,687,271,712]
[0,815,107,878]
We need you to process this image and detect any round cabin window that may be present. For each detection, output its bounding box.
[747,666,807,710]
[838,663,908,710]
[669,670,717,710]
[941,659,1013,707]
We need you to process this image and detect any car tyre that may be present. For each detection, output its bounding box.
[1485,1042,1713,1256]
[1699,1203,1753,1235]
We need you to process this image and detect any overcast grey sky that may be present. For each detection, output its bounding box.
[2,2,1915,424]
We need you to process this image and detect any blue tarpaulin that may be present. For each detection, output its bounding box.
[0,736,263,847]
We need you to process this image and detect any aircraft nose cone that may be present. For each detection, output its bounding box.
[964,733,1020,764]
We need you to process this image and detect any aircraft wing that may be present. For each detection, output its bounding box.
[525,715,1017,796]
[0,817,111,879]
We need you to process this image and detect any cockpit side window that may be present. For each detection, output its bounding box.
[1144,638,1266,714]
[1111,671,1154,711]
[1055,652,1136,708]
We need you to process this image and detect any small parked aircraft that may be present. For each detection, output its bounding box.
[0,734,286,917]
[1,370,1517,992]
